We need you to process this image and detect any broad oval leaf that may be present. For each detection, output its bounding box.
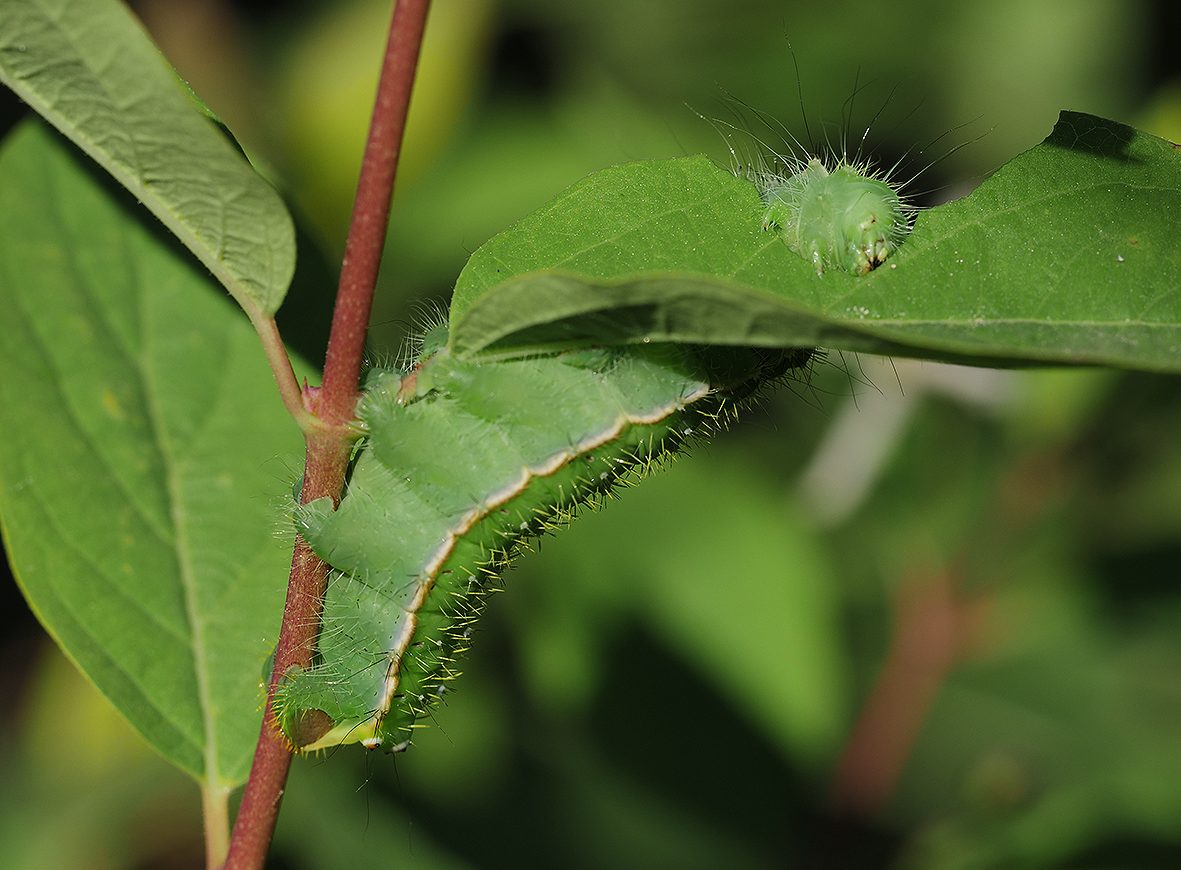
[0,121,300,786]
[0,0,295,317]
[450,112,1181,374]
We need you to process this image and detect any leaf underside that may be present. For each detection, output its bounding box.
[0,0,295,317]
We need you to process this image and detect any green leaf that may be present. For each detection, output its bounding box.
[0,0,295,318]
[450,112,1181,374]
[0,121,300,786]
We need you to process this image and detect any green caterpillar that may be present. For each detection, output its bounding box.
[273,334,807,753]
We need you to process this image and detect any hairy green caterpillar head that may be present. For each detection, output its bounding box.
[760,157,907,276]
[699,82,938,276]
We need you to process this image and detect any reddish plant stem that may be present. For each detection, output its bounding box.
[318,0,432,425]
[828,568,971,817]
[221,2,431,868]
[826,450,1060,821]
[221,436,349,870]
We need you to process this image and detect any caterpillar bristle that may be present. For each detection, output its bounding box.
[395,297,451,373]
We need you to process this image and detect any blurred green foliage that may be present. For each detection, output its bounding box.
[2,0,1179,867]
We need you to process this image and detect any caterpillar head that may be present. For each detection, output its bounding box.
[761,158,907,276]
